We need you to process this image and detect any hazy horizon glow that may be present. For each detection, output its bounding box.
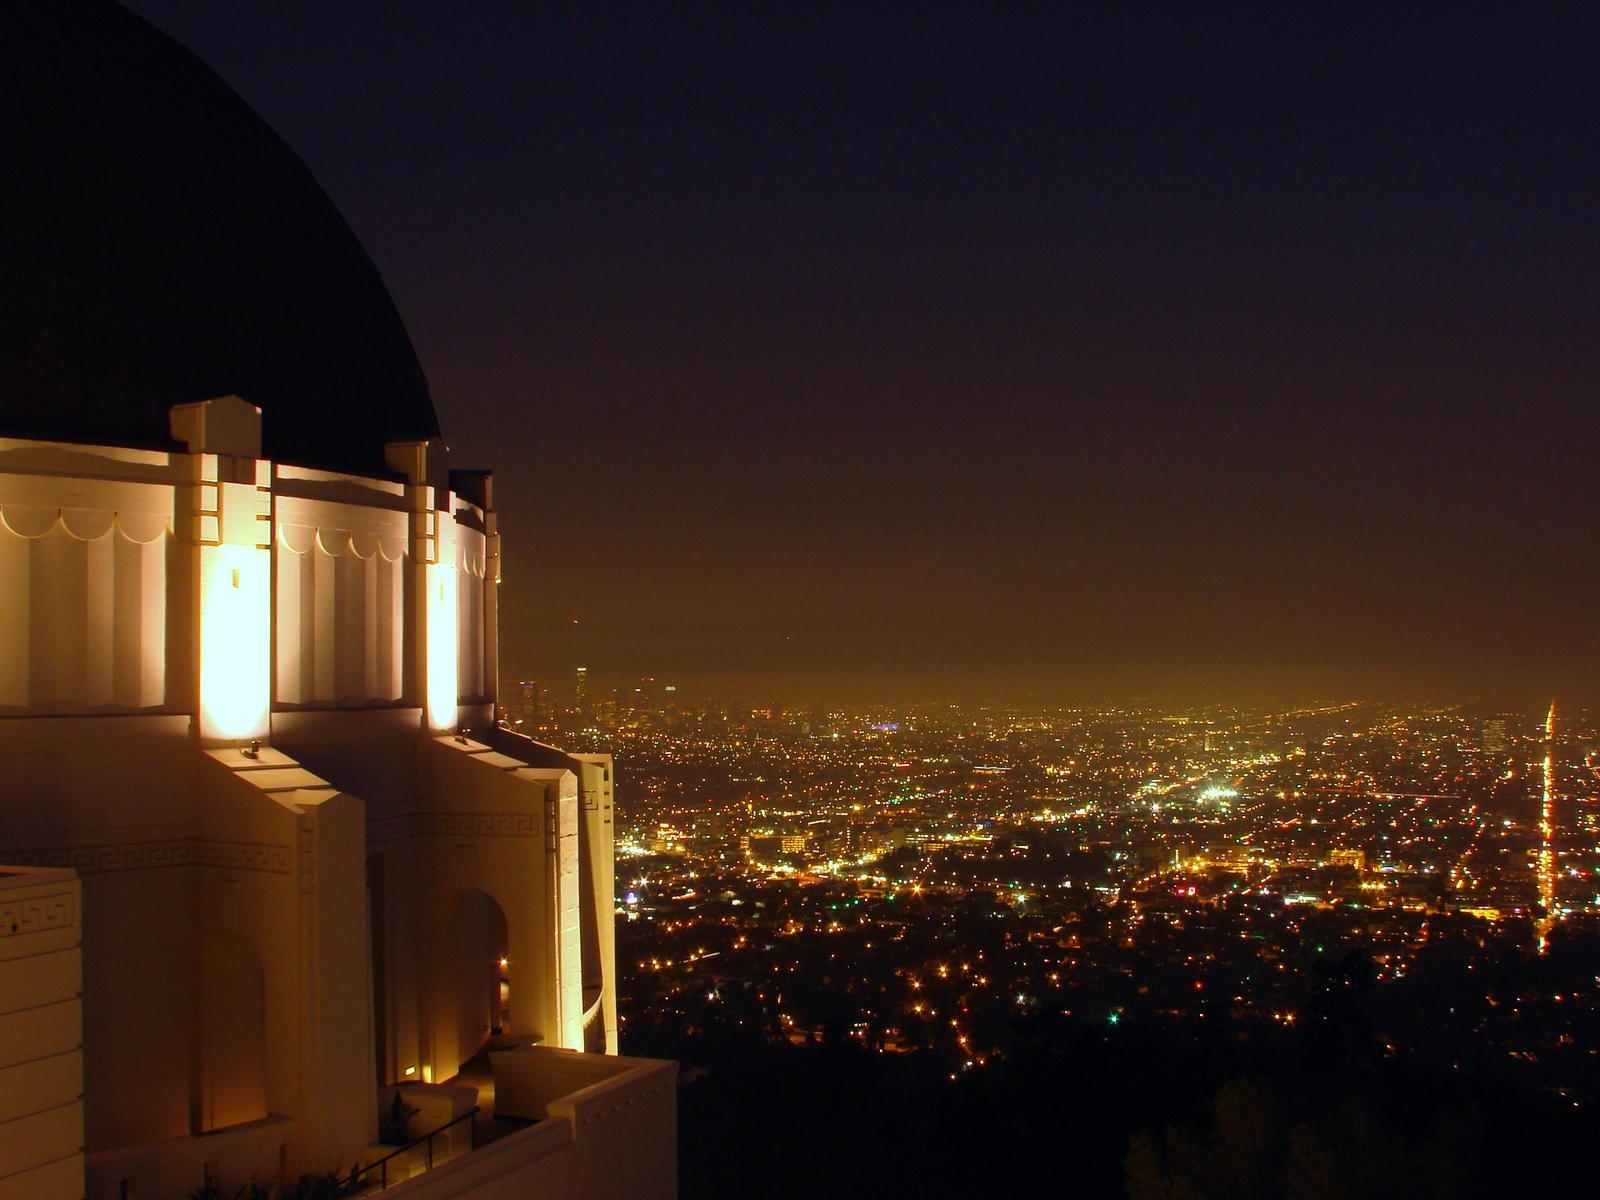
[130,3,1600,704]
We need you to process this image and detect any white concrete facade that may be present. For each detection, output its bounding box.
[0,867,83,1200]
[0,401,660,1199]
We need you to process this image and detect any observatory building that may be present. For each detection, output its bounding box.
[0,3,674,1198]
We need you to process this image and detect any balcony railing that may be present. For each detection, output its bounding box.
[352,1107,479,1190]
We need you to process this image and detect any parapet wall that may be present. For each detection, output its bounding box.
[384,1052,677,1200]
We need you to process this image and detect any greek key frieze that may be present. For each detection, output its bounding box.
[367,811,539,843]
[196,840,294,873]
[0,838,291,876]
[426,811,538,837]
[0,890,76,937]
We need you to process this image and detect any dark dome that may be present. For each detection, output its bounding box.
[0,1,440,474]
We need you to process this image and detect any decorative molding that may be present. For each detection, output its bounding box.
[0,504,170,544]
[0,889,76,937]
[197,840,293,874]
[367,811,539,844]
[0,838,292,876]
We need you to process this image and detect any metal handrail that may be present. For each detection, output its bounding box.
[354,1106,479,1190]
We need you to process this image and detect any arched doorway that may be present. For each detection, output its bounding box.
[450,890,509,1069]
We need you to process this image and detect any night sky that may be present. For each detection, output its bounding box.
[126,2,1599,705]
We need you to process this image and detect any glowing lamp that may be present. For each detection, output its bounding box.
[424,558,458,731]
[199,542,270,741]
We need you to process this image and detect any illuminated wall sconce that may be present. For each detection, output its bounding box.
[197,465,271,743]
[423,512,458,732]
[403,1065,417,1078]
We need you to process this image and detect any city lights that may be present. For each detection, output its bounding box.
[570,693,1600,1125]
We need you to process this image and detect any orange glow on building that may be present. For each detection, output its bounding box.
[198,543,271,742]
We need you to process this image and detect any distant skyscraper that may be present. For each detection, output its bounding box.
[527,679,549,723]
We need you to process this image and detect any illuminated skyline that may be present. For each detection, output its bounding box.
[592,695,1600,1195]
[126,3,1600,704]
